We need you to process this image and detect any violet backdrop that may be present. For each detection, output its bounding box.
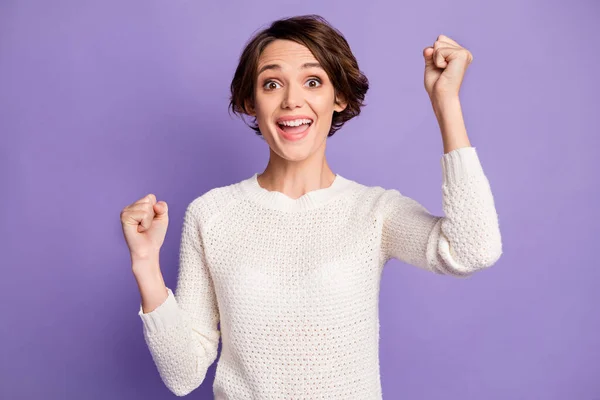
[1,0,598,399]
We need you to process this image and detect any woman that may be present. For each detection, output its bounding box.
[120,14,502,399]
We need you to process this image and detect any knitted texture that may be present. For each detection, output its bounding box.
[138,146,502,398]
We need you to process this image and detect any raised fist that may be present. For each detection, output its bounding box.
[120,194,169,261]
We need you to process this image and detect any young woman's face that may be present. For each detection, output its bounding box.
[249,39,346,161]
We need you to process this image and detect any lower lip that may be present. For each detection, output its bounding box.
[276,122,312,142]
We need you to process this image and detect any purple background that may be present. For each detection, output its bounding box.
[1,0,598,399]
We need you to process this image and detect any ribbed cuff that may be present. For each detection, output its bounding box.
[440,146,484,186]
[138,287,181,335]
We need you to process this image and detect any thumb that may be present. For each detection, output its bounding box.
[154,201,168,216]
[423,47,435,67]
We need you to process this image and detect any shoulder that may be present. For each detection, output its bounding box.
[347,177,434,222]
[185,177,247,229]
[343,178,407,215]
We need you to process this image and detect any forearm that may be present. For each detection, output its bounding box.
[132,257,169,314]
[431,95,471,154]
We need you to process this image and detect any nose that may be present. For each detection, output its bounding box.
[281,82,304,109]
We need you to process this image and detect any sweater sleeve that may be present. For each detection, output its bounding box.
[137,200,220,396]
[380,146,502,277]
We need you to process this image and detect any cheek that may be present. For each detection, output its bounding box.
[312,98,336,122]
[253,95,276,118]
[311,89,336,108]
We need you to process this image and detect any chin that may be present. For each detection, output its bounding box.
[273,144,314,162]
[261,122,327,159]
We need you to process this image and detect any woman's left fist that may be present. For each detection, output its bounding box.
[423,34,473,100]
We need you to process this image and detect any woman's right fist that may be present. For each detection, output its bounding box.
[120,194,169,261]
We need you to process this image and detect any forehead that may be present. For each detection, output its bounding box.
[257,39,318,70]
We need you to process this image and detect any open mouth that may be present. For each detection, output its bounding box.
[276,119,313,136]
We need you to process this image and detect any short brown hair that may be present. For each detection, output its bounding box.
[228,14,369,138]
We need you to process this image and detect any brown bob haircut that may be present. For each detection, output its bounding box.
[228,14,369,138]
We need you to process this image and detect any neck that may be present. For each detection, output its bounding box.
[257,148,336,200]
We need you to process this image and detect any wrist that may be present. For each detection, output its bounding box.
[131,257,161,278]
[130,250,160,264]
[431,95,460,116]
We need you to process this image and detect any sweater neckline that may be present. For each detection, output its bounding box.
[239,172,354,211]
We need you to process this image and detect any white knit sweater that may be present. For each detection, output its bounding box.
[137,146,502,398]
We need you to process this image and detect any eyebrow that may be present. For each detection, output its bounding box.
[257,62,323,76]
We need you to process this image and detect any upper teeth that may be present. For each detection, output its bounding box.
[278,119,312,127]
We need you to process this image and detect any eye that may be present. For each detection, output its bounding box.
[263,80,281,91]
[262,77,322,91]
[305,78,322,88]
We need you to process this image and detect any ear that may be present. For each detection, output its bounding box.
[334,93,347,113]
